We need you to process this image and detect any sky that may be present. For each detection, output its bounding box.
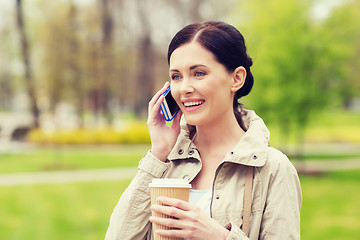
[311,0,346,20]
[0,0,346,21]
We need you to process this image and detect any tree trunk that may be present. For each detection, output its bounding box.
[15,0,40,127]
[99,0,114,124]
[134,0,155,117]
[189,0,203,22]
[68,1,84,127]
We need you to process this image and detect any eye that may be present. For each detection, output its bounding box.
[194,71,206,77]
[171,74,181,81]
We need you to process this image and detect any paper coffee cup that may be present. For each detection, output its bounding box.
[149,178,191,240]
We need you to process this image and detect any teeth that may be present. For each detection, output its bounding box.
[184,101,204,107]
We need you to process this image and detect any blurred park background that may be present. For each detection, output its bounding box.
[0,0,359,239]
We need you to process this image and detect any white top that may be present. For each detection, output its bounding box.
[185,189,212,240]
[188,188,212,216]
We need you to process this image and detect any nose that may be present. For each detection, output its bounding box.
[180,78,194,95]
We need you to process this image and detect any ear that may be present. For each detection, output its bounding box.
[231,66,246,92]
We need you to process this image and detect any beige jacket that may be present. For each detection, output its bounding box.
[105,110,302,240]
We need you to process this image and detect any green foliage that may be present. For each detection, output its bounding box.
[266,110,360,145]
[305,125,360,143]
[231,0,360,144]
[25,110,360,148]
[304,110,360,143]
[322,0,360,105]
[27,121,150,145]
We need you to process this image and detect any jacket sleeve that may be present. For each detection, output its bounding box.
[259,152,302,239]
[105,151,171,240]
[225,222,249,240]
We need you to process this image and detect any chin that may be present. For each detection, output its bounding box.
[183,114,206,127]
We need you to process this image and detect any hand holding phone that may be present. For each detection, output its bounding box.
[160,86,180,121]
[148,83,181,161]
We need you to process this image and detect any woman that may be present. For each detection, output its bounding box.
[105,21,302,240]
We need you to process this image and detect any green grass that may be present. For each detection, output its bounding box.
[1,144,359,174]
[0,145,149,174]
[300,170,360,240]
[301,153,360,160]
[0,179,132,240]
[0,171,359,240]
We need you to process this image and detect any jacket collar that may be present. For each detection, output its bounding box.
[168,110,269,167]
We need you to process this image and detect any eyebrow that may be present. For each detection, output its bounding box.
[190,64,207,70]
[170,64,207,72]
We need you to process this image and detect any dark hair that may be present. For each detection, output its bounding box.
[167,21,254,131]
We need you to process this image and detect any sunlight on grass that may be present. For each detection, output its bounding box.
[0,145,150,174]
[300,171,360,240]
[0,179,131,240]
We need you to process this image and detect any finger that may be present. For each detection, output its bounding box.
[150,216,189,238]
[149,82,170,108]
[157,196,192,211]
[152,197,194,220]
[149,216,188,230]
[148,85,169,122]
[148,82,169,121]
[151,204,182,219]
[148,94,165,122]
[156,229,186,239]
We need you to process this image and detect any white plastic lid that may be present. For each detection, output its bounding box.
[149,178,191,188]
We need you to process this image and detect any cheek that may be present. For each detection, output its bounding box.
[207,74,232,92]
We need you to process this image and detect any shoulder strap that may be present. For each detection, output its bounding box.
[242,166,253,237]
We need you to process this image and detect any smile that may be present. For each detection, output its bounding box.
[183,100,205,107]
[182,99,205,112]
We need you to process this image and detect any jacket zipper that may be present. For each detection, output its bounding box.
[209,162,224,218]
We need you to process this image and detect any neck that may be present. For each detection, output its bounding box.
[194,113,245,155]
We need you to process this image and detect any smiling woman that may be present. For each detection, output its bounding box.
[168,22,254,132]
[169,41,246,128]
[105,21,302,240]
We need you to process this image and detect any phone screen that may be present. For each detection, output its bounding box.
[165,90,179,116]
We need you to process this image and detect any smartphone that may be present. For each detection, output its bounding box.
[160,86,180,121]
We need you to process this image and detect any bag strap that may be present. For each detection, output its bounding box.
[242,166,254,237]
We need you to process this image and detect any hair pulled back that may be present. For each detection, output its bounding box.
[167,21,254,130]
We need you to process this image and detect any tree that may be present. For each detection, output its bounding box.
[321,0,360,108]
[68,1,85,127]
[132,0,209,117]
[133,0,156,117]
[232,0,347,146]
[98,0,115,124]
[15,0,40,127]
[8,0,243,128]
[0,22,15,110]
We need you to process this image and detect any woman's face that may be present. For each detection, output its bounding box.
[169,41,236,126]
